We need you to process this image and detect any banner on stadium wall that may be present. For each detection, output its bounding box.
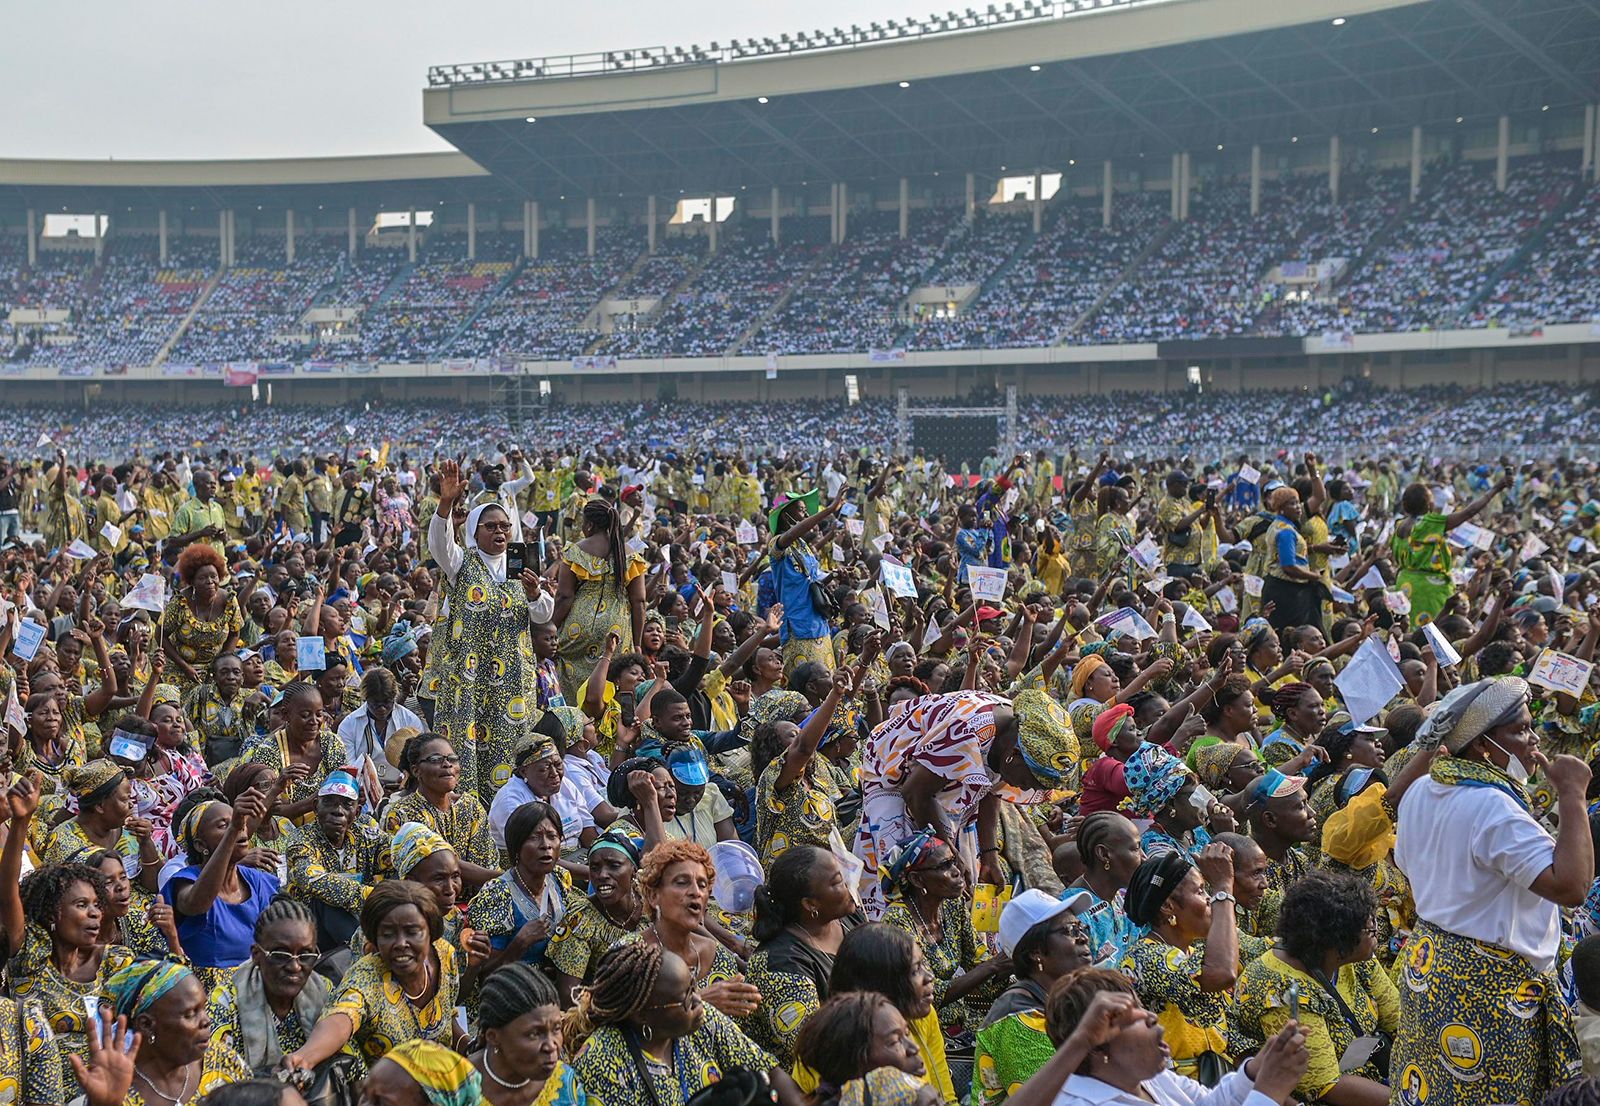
[1509,325,1545,339]
[0,365,25,377]
[224,363,259,387]
[259,362,293,376]
[572,355,619,371]
[1320,330,1355,350]
[58,365,95,378]
[161,364,199,377]
[493,358,517,374]
[346,362,379,375]
[301,360,335,374]
[869,348,906,363]
[103,365,129,376]
[200,364,224,377]
[444,359,475,373]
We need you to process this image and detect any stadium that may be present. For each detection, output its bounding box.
[3,0,1600,457]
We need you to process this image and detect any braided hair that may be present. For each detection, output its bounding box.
[582,497,627,594]
[20,862,109,929]
[1269,682,1316,720]
[1542,1079,1600,1106]
[480,963,560,1032]
[1075,811,1130,870]
[254,895,317,943]
[562,942,663,1054]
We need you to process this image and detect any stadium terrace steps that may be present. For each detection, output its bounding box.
[370,262,416,311]
[446,257,526,354]
[1453,174,1591,328]
[150,269,224,369]
[726,245,833,356]
[1062,218,1177,344]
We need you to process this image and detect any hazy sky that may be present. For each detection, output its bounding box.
[2,1,931,161]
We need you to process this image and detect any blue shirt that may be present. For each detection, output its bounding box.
[1273,517,1309,569]
[771,541,830,643]
[956,527,992,582]
[162,862,280,969]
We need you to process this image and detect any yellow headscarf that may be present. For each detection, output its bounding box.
[383,1040,483,1106]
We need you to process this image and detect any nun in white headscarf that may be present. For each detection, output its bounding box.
[428,492,555,807]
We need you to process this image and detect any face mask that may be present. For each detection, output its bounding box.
[1486,738,1530,784]
[1188,784,1218,819]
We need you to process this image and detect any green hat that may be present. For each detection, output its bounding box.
[767,488,821,535]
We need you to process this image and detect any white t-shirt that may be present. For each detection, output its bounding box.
[663,787,735,850]
[1054,1070,1276,1106]
[488,774,597,853]
[336,703,427,783]
[1394,775,1560,969]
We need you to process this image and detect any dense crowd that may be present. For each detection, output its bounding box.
[2,155,1596,370]
[6,405,1600,1106]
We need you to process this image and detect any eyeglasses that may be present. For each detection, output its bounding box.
[479,520,513,533]
[418,754,461,768]
[258,949,321,969]
[644,992,698,1012]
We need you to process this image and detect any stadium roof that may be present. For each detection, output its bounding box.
[426,0,1600,199]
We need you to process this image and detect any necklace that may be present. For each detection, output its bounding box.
[906,892,942,943]
[594,892,642,931]
[483,1047,532,1089]
[134,1064,195,1106]
[400,956,434,1002]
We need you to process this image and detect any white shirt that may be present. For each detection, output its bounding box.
[488,775,596,853]
[1054,1070,1276,1106]
[337,702,427,783]
[1394,775,1560,969]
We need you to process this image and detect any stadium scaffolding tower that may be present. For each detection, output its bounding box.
[896,385,1017,458]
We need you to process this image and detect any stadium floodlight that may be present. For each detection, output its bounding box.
[1030,64,1041,71]
[1331,16,1346,25]
[758,96,770,103]
[899,80,912,88]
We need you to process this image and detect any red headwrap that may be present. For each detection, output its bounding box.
[1091,702,1136,753]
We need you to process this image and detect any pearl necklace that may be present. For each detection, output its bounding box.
[483,1048,532,1089]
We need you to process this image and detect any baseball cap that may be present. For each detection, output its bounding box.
[998,888,1092,957]
[667,746,711,787]
[1245,768,1306,812]
[976,606,1006,623]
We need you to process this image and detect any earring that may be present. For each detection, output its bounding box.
[1102,859,1112,871]
[640,1024,654,1044]
[807,907,819,919]
[1164,915,1177,928]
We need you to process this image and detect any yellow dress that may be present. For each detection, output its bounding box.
[555,546,647,704]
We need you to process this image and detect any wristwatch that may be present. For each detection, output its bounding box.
[1208,889,1237,905]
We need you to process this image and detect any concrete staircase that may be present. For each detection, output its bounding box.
[149,269,223,368]
[724,245,833,355]
[442,258,525,354]
[1059,219,1178,343]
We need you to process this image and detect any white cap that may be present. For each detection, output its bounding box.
[998,888,1093,957]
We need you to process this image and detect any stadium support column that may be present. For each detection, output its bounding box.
[157,210,167,265]
[1102,161,1113,229]
[770,187,781,245]
[467,203,476,261]
[1169,154,1181,220]
[964,173,976,221]
[94,211,105,263]
[1411,126,1423,201]
[25,209,36,266]
[218,211,228,267]
[1179,153,1191,221]
[647,196,657,255]
[348,207,358,259]
[1328,136,1341,204]
[709,202,719,254]
[530,202,541,259]
[1249,145,1261,216]
[586,198,596,257]
[286,210,295,264]
[899,178,909,240]
[1583,106,1595,179]
[1496,115,1510,192]
[407,208,418,264]
[829,184,839,244]
[1032,173,1043,233]
[839,182,849,243]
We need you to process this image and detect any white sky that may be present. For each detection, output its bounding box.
[2,0,935,161]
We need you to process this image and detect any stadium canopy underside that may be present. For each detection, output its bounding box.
[424,0,1600,200]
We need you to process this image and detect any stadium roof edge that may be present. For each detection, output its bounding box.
[0,151,490,190]
[423,0,1420,125]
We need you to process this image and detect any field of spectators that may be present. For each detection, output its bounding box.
[1467,176,1600,330]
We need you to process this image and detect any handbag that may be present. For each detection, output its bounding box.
[791,549,839,620]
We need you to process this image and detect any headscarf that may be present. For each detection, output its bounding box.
[392,821,454,879]
[1415,677,1529,754]
[104,959,195,1020]
[589,830,642,867]
[1320,769,1394,870]
[383,621,418,663]
[177,800,220,859]
[1193,741,1246,790]
[1013,688,1078,785]
[64,759,125,804]
[463,502,508,583]
[838,1068,928,1106]
[382,1039,484,1106]
[1091,703,1135,753]
[1070,655,1109,701]
[1123,742,1190,817]
[1301,656,1335,685]
[880,828,945,895]
[318,769,361,801]
[535,705,587,750]
[1124,849,1194,927]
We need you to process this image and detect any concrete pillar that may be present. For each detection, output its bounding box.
[466,202,476,260]
[1592,105,1600,182]
[1410,126,1423,201]
[646,196,657,254]
[964,173,976,220]
[770,187,781,244]
[286,209,295,264]
[347,207,358,258]
[1032,172,1043,233]
[1496,114,1510,192]
[530,201,540,259]
[838,182,849,243]
[1329,135,1341,204]
[94,211,105,262]
[709,200,719,254]
[407,208,418,264]
[218,211,228,267]
[1249,144,1261,216]
[1101,160,1113,228]
[156,210,167,265]
[586,198,596,257]
[1583,105,1595,177]
[898,177,910,240]
[25,209,37,266]
[1179,153,1191,221]
[228,210,237,267]
[1170,153,1181,220]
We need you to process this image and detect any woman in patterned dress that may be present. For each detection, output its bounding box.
[467,800,575,974]
[429,459,552,807]
[382,732,500,891]
[471,964,588,1106]
[553,496,647,705]
[206,898,329,1076]
[104,959,250,1106]
[161,544,243,700]
[547,832,645,1004]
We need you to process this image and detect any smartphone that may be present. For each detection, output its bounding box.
[617,690,636,728]
[505,542,529,577]
[1286,980,1301,1021]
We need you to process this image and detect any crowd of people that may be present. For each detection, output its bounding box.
[3,154,1596,369]
[4,418,1600,1106]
